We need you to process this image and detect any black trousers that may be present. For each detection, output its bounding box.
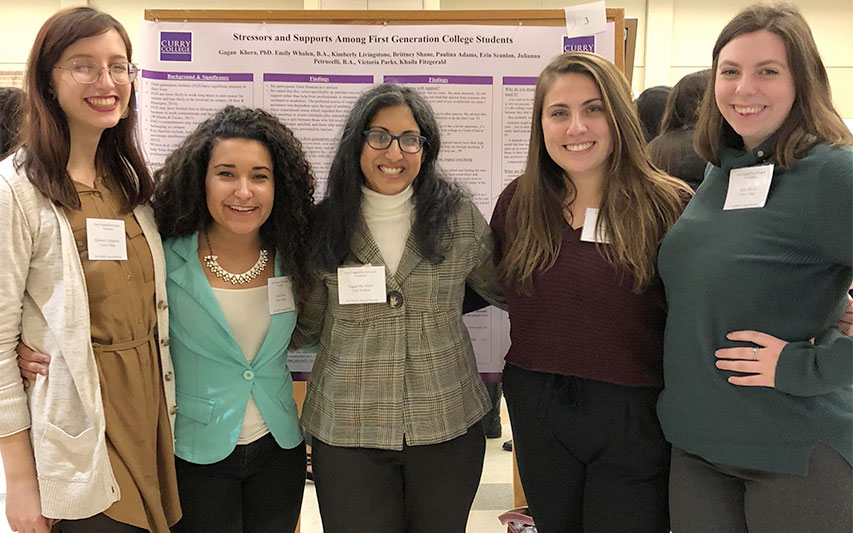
[503,363,670,533]
[311,424,486,533]
[171,434,306,533]
[60,514,146,532]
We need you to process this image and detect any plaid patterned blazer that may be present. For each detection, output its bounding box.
[293,197,505,450]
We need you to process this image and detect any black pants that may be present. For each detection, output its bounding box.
[311,424,485,533]
[503,363,670,533]
[670,445,853,533]
[172,434,306,533]
[60,514,146,532]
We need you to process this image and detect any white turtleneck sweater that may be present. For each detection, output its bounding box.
[360,185,414,276]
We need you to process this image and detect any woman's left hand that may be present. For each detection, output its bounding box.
[715,330,789,388]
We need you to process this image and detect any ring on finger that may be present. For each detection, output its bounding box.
[750,346,759,360]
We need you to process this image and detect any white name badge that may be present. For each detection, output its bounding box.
[579,208,610,244]
[723,164,774,210]
[337,265,386,305]
[86,218,127,260]
[268,276,296,315]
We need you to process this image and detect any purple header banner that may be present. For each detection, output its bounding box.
[502,76,538,86]
[384,75,492,85]
[141,70,253,82]
[263,74,373,84]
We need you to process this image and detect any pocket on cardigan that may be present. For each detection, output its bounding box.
[36,422,97,482]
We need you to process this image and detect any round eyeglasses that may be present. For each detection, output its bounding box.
[363,130,426,154]
[54,62,139,85]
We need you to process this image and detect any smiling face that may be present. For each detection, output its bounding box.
[205,138,275,243]
[715,30,796,150]
[51,29,131,142]
[359,104,423,196]
[541,72,613,185]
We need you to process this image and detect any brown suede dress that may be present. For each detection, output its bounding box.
[63,177,181,532]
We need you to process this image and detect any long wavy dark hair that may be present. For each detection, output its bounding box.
[152,106,315,301]
[647,69,711,186]
[310,83,463,271]
[18,7,151,210]
[0,87,24,159]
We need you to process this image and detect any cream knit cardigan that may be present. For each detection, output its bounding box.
[0,153,176,519]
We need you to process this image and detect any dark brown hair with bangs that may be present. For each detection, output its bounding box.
[17,7,151,210]
[694,3,852,168]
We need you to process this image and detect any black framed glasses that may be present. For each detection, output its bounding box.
[54,62,139,85]
[363,130,426,154]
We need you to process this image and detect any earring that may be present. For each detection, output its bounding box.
[120,107,130,119]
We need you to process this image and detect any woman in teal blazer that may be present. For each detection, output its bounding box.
[153,106,315,532]
[163,233,303,464]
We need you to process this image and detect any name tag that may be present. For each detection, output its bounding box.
[579,208,610,243]
[723,164,774,210]
[268,276,296,314]
[337,265,386,305]
[86,218,127,260]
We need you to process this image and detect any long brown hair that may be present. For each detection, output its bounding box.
[694,3,852,168]
[17,7,152,210]
[500,52,689,293]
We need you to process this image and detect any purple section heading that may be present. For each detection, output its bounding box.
[502,76,538,86]
[384,75,492,85]
[263,73,373,84]
[141,70,253,82]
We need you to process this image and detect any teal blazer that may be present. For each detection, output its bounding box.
[164,233,302,464]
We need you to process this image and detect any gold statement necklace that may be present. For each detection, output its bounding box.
[202,231,269,285]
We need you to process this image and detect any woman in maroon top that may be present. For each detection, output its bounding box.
[491,52,690,532]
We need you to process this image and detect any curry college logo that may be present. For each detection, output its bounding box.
[563,35,595,54]
[160,31,192,62]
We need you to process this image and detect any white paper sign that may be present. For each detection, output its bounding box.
[86,218,127,260]
[564,1,607,38]
[268,276,296,314]
[723,164,774,210]
[580,208,610,243]
[337,265,387,305]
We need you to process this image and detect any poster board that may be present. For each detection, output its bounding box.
[624,17,638,85]
[138,9,625,376]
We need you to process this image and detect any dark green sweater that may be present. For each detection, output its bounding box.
[657,139,852,475]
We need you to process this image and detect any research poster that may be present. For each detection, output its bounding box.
[139,19,616,373]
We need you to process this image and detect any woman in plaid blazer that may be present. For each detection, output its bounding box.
[292,83,504,532]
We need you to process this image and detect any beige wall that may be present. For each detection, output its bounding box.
[1,0,851,115]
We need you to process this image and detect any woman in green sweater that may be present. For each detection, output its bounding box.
[656,4,852,532]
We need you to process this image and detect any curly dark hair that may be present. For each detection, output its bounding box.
[311,83,463,271]
[0,86,24,158]
[152,106,315,301]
